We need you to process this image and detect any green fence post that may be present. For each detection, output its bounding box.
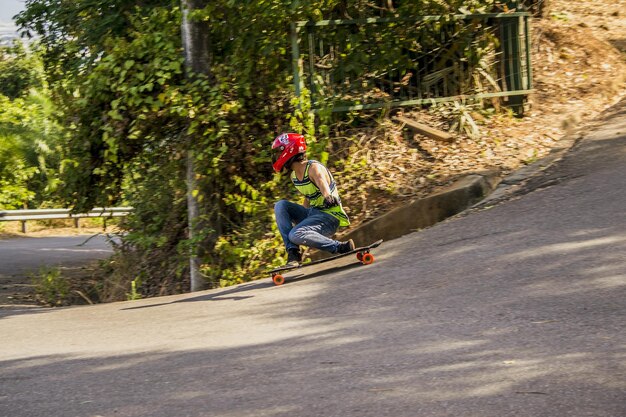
[501,1,525,115]
[524,15,533,91]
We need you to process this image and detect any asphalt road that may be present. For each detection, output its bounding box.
[0,235,114,306]
[1,100,625,417]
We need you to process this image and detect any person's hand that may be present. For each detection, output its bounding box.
[323,195,340,208]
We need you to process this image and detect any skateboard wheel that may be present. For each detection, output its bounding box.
[356,252,363,261]
[361,253,374,265]
[272,274,285,286]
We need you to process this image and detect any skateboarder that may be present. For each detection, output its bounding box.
[271,133,355,266]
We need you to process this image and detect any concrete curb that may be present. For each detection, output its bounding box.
[474,135,580,209]
[338,171,500,247]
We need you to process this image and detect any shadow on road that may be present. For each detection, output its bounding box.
[121,261,368,311]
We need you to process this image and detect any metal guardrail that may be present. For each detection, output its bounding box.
[0,207,132,233]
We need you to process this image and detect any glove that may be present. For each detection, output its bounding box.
[323,195,340,209]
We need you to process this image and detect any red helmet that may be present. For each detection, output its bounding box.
[271,133,307,172]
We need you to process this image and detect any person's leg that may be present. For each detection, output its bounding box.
[274,199,308,251]
[288,209,347,253]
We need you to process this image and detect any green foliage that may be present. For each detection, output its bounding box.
[16,0,176,83]
[15,1,321,292]
[430,100,481,139]
[31,264,102,306]
[32,266,70,306]
[55,6,192,210]
[16,0,508,299]
[0,41,43,99]
[0,44,62,209]
[0,100,37,208]
[208,226,285,286]
[0,156,37,209]
[301,1,504,112]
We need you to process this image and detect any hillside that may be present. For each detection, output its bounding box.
[338,0,626,230]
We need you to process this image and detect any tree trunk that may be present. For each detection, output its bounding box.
[180,0,213,292]
[181,0,213,77]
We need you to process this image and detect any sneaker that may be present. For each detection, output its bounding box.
[337,239,355,254]
[286,247,301,267]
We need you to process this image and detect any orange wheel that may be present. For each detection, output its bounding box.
[361,253,375,265]
[356,252,363,261]
[272,274,285,286]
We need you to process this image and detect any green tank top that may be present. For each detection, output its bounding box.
[291,160,350,227]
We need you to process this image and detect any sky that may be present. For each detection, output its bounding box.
[0,0,26,42]
[0,0,26,24]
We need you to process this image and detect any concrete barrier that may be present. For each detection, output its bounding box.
[340,172,499,246]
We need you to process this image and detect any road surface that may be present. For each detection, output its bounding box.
[0,234,114,306]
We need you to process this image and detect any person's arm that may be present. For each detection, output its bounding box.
[308,163,338,207]
[303,198,310,208]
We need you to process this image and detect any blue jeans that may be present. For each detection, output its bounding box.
[274,199,342,254]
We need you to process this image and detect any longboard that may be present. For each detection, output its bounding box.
[269,239,383,286]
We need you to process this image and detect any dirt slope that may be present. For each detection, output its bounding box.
[340,0,626,228]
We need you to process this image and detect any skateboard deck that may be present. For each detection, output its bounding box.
[269,239,383,286]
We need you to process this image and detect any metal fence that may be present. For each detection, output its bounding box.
[0,207,132,233]
[291,12,532,113]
